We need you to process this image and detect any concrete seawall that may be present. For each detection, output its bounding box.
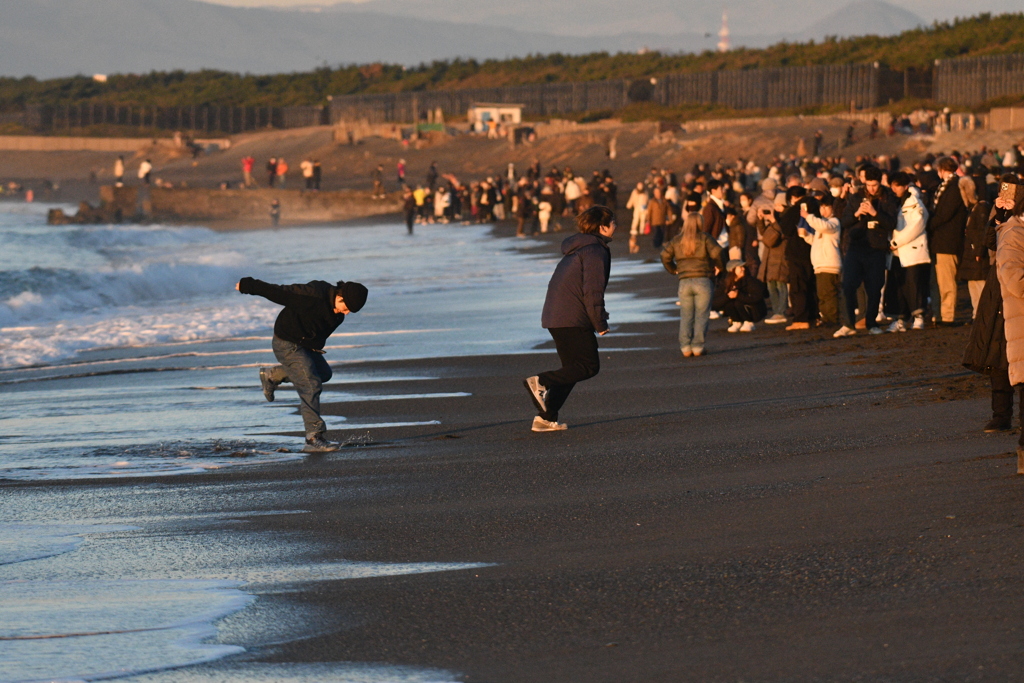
[150,188,401,223]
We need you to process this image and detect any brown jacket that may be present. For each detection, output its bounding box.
[647,197,669,226]
[757,217,789,283]
[996,216,1024,385]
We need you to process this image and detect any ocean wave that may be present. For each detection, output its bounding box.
[0,299,277,368]
[0,262,246,327]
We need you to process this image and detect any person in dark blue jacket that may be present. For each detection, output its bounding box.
[236,277,368,452]
[524,205,615,432]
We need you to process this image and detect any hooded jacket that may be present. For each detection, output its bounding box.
[541,233,611,332]
[890,185,931,267]
[238,278,344,351]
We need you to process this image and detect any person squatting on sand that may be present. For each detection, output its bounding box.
[236,276,368,452]
[523,206,615,433]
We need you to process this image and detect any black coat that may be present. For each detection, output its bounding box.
[239,278,344,351]
[963,216,1009,375]
[840,187,897,254]
[541,233,611,332]
[957,201,992,281]
[779,203,811,267]
[928,177,968,255]
[713,273,768,317]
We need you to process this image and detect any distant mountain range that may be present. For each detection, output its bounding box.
[0,0,938,78]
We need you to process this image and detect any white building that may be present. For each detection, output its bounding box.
[467,103,523,132]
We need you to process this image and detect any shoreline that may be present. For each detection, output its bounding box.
[5,219,1017,679]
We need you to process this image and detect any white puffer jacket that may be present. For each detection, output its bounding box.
[802,214,842,274]
[890,185,931,267]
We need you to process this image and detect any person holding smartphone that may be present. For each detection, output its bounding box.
[836,165,898,337]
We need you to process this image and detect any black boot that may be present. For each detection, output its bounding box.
[984,417,1012,433]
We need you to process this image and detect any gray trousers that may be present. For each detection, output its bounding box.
[268,336,333,436]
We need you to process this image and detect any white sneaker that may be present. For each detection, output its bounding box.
[868,326,885,335]
[912,315,925,330]
[740,321,755,332]
[727,321,742,333]
[523,376,548,413]
[887,319,907,333]
[765,314,787,325]
[833,325,857,338]
[532,416,567,432]
[708,310,721,320]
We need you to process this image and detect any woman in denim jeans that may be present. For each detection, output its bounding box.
[661,213,724,357]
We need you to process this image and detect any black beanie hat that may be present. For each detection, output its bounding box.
[337,281,368,313]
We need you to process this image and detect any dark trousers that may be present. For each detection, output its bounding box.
[990,367,1024,445]
[651,224,665,250]
[537,327,600,422]
[721,300,765,323]
[268,336,333,436]
[788,260,818,323]
[816,272,840,325]
[888,262,929,319]
[843,248,887,329]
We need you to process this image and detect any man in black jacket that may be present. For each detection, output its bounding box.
[236,277,368,452]
[778,187,817,330]
[928,156,968,323]
[524,206,614,432]
[836,165,898,336]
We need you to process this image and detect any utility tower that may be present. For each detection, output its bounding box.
[717,10,730,53]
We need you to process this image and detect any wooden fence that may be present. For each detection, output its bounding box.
[934,54,1024,107]
[21,104,329,133]
[7,54,1024,133]
[330,63,904,123]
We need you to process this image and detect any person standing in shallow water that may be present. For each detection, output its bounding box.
[524,206,615,432]
[236,277,368,452]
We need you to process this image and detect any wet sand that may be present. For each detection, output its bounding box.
[9,224,1024,680]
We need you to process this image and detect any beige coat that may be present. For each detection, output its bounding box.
[996,216,1024,385]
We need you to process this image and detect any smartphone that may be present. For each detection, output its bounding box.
[999,181,1024,208]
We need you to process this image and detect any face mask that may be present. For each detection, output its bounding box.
[830,187,841,197]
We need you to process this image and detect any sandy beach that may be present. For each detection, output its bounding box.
[6,214,1024,681]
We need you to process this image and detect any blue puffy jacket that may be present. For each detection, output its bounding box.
[541,233,611,332]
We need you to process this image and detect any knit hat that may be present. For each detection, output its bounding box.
[760,177,778,192]
[336,281,368,313]
[807,177,829,194]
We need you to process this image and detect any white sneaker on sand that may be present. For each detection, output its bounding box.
[765,314,787,325]
[532,416,567,432]
[708,310,721,320]
[912,315,925,330]
[887,319,907,333]
[833,325,857,338]
[740,321,755,332]
[727,321,742,333]
[868,326,885,335]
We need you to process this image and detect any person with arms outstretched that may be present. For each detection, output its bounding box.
[236,277,368,452]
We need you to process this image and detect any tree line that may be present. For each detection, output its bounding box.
[0,12,1021,113]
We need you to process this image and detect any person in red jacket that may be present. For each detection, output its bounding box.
[236,277,368,452]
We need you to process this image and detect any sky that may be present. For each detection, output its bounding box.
[204,0,1024,22]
